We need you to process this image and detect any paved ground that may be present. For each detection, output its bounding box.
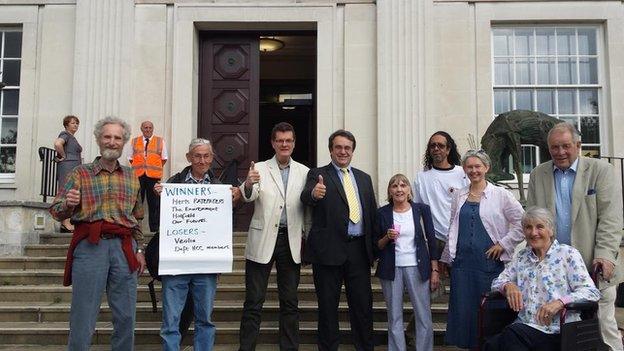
[0,306,620,350]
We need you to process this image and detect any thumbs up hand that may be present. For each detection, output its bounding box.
[313,174,326,200]
[244,161,261,189]
[65,188,81,208]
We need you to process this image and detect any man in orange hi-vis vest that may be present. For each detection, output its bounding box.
[128,120,168,232]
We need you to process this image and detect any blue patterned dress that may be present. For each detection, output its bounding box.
[445,201,505,349]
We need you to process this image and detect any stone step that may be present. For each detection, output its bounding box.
[0,268,442,288]
[0,301,450,323]
[0,256,251,270]
[0,321,448,345]
[0,269,321,285]
[24,243,249,257]
[0,284,448,304]
[39,232,250,245]
[0,346,461,351]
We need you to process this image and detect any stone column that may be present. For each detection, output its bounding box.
[72,0,135,159]
[376,0,430,191]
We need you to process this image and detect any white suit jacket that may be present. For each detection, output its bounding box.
[240,156,311,264]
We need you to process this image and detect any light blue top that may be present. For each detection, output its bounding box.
[553,158,578,245]
[278,160,290,228]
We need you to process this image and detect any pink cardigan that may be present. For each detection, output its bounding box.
[441,182,524,264]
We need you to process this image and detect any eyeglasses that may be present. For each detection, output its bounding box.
[428,142,448,150]
[464,149,488,159]
[273,139,295,145]
[191,154,212,161]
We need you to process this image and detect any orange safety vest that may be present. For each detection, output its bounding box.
[131,136,164,179]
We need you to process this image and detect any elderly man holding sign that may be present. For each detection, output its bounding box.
[238,122,310,351]
[154,138,241,351]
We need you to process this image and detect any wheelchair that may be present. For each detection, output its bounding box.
[477,267,609,351]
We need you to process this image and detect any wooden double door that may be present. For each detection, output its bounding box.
[198,32,316,231]
[199,34,258,230]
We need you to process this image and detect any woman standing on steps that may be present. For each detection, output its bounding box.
[440,149,524,349]
[375,173,439,351]
[53,115,82,232]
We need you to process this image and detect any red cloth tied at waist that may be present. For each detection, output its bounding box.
[63,220,139,286]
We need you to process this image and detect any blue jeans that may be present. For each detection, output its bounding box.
[161,274,218,351]
[68,237,138,351]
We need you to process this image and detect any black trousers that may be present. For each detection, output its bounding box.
[312,238,374,351]
[239,233,301,351]
[484,323,560,351]
[139,175,160,232]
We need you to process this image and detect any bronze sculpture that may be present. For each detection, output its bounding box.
[481,109,562,203]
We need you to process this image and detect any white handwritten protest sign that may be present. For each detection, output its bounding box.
[159,183,233,275]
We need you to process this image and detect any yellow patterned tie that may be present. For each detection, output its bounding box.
[341,168,361,223]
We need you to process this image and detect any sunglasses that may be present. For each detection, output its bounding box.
[428,142,448,150]
[466,149,486,154]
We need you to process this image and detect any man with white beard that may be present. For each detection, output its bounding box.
[50,116,146,350]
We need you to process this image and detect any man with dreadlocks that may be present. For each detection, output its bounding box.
[413,131,467,254]
[407,131,468,346]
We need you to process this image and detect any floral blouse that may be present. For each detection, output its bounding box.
[491,240,600,334]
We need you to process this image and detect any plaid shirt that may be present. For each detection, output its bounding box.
[49,157,145,245]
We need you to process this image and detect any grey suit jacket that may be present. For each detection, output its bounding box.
[527,157,623,287]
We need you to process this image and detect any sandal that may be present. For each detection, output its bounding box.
[60,221,74,233]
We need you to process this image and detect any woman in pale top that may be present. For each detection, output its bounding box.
[486,207,600,350]
[441,149,524,349]
[375,174,439,351]
[54,115,82,232]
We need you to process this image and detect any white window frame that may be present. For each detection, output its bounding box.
[491,24,605,177]
[0,27,22,181]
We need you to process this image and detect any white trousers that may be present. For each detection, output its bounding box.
[600,285,623,351]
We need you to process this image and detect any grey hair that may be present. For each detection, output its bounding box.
[522,207,556,240]
[462,149,491,168]
[386,173,413,204]
[548,122,581,143]
[93,116,132,144]
[188,138,212,153]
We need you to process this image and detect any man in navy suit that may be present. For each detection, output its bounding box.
[301,129,378,351]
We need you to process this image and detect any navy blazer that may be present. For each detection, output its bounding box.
[374,202,439,281]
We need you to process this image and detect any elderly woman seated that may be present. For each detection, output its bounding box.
[485,207,600,351]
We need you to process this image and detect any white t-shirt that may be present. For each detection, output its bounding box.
[393,209,417,267]
[413,165,468,242]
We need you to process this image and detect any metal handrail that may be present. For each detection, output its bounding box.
[38,146,57,202]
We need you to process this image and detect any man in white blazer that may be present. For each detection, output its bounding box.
[527,122,623,351]
[238,122,310,351]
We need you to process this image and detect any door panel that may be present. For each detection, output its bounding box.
[199,34,259,230]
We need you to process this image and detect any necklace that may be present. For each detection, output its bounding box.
[468,183,486,198]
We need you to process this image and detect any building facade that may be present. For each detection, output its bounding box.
[0,0,622,203]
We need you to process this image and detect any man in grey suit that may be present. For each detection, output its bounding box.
[527,122,623,351]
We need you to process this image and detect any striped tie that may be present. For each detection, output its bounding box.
[340,168,361,223]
